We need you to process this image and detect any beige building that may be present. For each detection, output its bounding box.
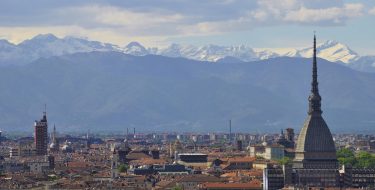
[249,145,284,160]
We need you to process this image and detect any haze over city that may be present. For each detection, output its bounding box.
[0,0,374,133]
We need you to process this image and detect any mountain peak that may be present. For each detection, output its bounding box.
[296,40,359,64]
[123,41,148,56]
[32,33,59,41]
[0,33,370,72]
[19,34,59,48]
[125,41,144,48]
[0,39,16,51]
[0,39,14,46]
[63,35,88,40]
[321,40,339,46]
[317,40,348,50]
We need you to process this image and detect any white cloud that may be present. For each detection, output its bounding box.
[178,1,365,36]
[284,3,363,24]
[0,26,168,47]
[369,7,375,15]
[251,0,363,24]
[70,5,184,28]
[52,5,188,37]
[0,0,371,45]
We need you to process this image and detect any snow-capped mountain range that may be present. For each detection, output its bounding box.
[0,34,374,72]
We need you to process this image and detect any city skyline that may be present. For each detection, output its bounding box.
[0,1,374,189]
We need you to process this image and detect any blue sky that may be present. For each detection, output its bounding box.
[0,0,374,55]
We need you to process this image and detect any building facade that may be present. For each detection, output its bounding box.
[249,145,284,161]
[34,111,48,155]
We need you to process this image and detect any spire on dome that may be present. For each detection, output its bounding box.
[293,34,337,170]
[308,33,322,115]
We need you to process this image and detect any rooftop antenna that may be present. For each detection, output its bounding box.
[87,129,90,139]
[229,119,232,144]
[44,104,47,116]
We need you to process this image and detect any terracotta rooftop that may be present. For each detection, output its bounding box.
[201,180,262,189]
[227,156,256,163]
[177,174,224,183]
[221,170,263,178]
[129,158,167,165]
[67,161,89,168]
[126,151,152,160]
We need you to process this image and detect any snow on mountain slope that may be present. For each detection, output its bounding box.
[253,48,300,60]
[18,34,118,59]
[122,42,149,56]
[156,44,205,59]
[155,40,360,64]
[299,40,359,64]
[0,33,362,64]
[153,41,374,72]
[0,34,119,65]
[156,44,258,62]
[348,56,375,73]
[0,33,373,72]
[0,39,29,64]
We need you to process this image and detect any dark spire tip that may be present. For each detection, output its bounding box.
[308,34,322,115]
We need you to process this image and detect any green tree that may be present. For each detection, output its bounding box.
[337,148,375,168]
[172,185,183,190]
[117,164,129,173]
[356,151,375,168]
[337,148,356,166]
[278,157,291,165]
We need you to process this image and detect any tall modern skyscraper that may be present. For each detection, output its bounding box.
[293,35,338,169]
[34,110,48,155]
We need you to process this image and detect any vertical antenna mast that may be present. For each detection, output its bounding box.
[44,104,47,116]
[229,119,232,144]
[43,104,47,121]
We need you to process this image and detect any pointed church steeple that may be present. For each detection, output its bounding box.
[308,33,322,115]
[52,124,56,142]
